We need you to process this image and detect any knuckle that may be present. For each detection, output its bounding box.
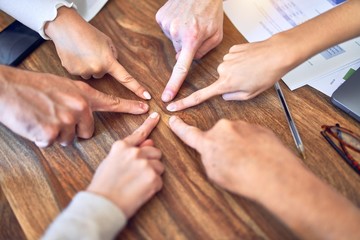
[223,53,230,61]
[192,92,202,105]
[41,124,59,142]
[169,22,180,38]
[144,168,158,184]
[155,11,164,24]
[137,159,149,169]
[229,45,238,53]
[174,63,188,74]
[216,119,231,129]
[215,32,223,44]
[128,148,141,158]
[61,112,76,125]
[92,66,103,75]
[111,140,127,151]
[134,129,147,139]
[75,81,90,91]
[217,63,226,75]
[120,74,135,84]
[186,26,200,41]
[75,98,89,112]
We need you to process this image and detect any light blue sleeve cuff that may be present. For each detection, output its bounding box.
[42,191,127,240]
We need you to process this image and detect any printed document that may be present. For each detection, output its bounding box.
[223,0,360,95]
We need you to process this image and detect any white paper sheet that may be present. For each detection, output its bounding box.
[308,59,360,97]
[223,0,360,94]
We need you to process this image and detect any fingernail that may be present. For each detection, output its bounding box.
[35,141,49,148]
[149,112,159,119]
[60,142,68,147]
[166,103,177,112]
[143,91,151,100]
[169,116,177,125]
[222,94,229,101]
[140,102,149,111]
[162,90,173,102]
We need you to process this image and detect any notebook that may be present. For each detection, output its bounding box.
[331,68,360,122]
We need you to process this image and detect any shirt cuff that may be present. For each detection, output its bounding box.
[42,191,127,240]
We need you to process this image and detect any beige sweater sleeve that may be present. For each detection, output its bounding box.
[42,191,127,240]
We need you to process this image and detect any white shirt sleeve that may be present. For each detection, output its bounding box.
[42,191,127,240]
[0,0,108,39]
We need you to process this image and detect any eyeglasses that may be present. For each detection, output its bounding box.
[321,124,360,175]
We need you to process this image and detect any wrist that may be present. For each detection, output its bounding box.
[270,29,318,72]
[44,6,81,40]
[235,146,304,202]
[269,31,306,75]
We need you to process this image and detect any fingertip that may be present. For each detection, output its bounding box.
[149,112,159,119]
[143,91,152,100]
[166,102,177,112]
[222,93,230,101]
[161,89,174,102]
[168,115,180,126]
[140,102,149,112]
[35,141,50,148]
[131,102,149,114]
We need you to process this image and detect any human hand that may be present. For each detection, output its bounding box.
[87,112,164,218]
[169,116,299,198]
[45,7,152,100]
[166,37,294,112]
[156,0,224,102]
[0,65,149,148]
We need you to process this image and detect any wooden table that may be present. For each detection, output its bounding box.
[1,1,359,239]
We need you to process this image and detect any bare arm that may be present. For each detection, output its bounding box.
[166,0,360,111]
[169,117,360,239]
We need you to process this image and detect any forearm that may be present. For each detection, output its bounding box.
[272,0,360,70]
[253,159,360,239]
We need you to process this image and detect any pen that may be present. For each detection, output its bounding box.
[274,82,305,159]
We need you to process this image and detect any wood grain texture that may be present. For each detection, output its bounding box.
[0,186,26,240]
[0,1,359,239]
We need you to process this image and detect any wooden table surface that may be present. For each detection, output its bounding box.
[1,1,360,239]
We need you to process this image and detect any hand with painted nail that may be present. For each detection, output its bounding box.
[87,112,164,218]
[156,0,224,102]
[168,116,360,239]
[45,7,152,100]
[166,38,291,112]
[0,65,149,148]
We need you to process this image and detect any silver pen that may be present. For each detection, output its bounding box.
[274,82,305,159]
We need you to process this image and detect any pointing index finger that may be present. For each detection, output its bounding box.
[124,112,160,146]
[87,89,149,114]
[166,80,222,112]
[169,116,204,151]
[161,46,197,102]
[108,61,151,100]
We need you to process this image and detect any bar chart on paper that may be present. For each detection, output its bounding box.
[309,59,360,97]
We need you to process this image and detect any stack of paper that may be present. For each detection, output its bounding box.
[223,0,360,97]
